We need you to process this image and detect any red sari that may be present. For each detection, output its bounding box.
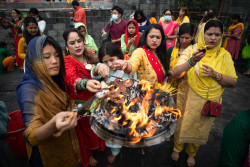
[64,56,105,167]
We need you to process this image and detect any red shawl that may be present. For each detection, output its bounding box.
[125,19,140,48]
[142,46,164,84]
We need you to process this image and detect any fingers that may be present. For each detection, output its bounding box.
[96,64,109,77]
[86,80,101,92]
[55,112,77,132]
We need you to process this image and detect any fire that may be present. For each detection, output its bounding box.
[93,79,181,144]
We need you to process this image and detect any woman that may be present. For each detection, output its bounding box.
[113,23,169,85]
[167,23,194,98]
[170,20,237,167]
[223,14,244,60]
[16,36,80,167]
[194,11,210,43]
[176,7,190,26]
[158,9,178,50]
[0,9,24,68]
[74,22,98,54]
[18,17,41,60]
[121,19,140,59]
[29,8,46,34]
[63,28,105,167]
[134,9,151,34]
[0,42,15,74]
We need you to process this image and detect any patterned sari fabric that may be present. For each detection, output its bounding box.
[158,20,178,49]
[16,36,80,167]
[64,56,105,167]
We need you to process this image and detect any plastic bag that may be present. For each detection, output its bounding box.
[242,42,250,59]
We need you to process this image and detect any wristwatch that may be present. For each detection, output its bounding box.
[215,72,220,80]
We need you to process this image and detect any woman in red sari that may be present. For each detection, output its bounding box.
[63,28,105,167]
[0,9,24,68]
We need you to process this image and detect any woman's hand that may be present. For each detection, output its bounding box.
[54,112,77,132]
[86,80,101,92]
[112,60,128,71]
[191,49,206,64]
[95,63,109,77]
[201,64,217,77]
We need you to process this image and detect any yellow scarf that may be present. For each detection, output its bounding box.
[176,16,188,24]
[187,20,238,101]
[223,22,244,48]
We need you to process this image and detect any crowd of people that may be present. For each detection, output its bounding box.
[0,0,249,167]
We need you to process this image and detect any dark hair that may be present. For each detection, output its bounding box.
[163,9,172,15]
[231,14,243,23]
[11,9,22,23]
[179,7,188,21]
[42,36,66,91]
[72,0,79,6]
[0,42,7,48]
[29,8,43,20]
[176,23,194,49]
[111,5,119,11]
[134,9,146,23]
[127,20,136,27]
[131,5,136,11]
[98,42,124,62]
[23,17,41,45]
[113,6,124,16]
[63,28,98,64]
[137,24,169,76]
[204,19,223,34]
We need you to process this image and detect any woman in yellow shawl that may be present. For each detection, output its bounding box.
[170,20,237,167]
[176,7,190,26]
[223,14,244,60]
[16,36,81,167]
[167,23,194,100]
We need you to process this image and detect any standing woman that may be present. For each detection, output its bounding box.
[121,19,140,59]
[158,9,179,50]
[16,36,80,167]
[18,17,41,60]
[63,28,105,167]
[167,23,194,98]
[176,7,190,26]
[0,9,24,68]
[223,14,244,60]
[171,20,237,167]
[134,9,151,34]
[113,24,169,85]
[29,8,46,34]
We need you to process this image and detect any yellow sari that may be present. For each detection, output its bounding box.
[176,16,190,25]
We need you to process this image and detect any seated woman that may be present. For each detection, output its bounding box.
[18,17,41,60]
[171,19,237,167]
[0,42,15,74]
[74,22,98,54]
[158,9,178,50]
[63,28,105,167]
[167,23,194,100]
[134,9,151,34]
[16,36,80,167]
[121,19,140,60]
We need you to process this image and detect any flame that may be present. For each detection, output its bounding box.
[96,79,181,143]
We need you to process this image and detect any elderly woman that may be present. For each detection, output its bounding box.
[170,19,237,167]
[16,36,80,166]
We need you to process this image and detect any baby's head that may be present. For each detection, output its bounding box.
[98,42,124,71]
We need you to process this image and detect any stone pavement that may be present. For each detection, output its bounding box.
[0,61,250,167]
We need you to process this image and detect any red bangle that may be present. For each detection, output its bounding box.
[218,73,223,82]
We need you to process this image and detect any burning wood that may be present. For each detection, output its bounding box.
[91,79,181,145]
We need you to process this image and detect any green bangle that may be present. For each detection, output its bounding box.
[188,58,196,67]
[92,65,97,76]
[80,79,90,90]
